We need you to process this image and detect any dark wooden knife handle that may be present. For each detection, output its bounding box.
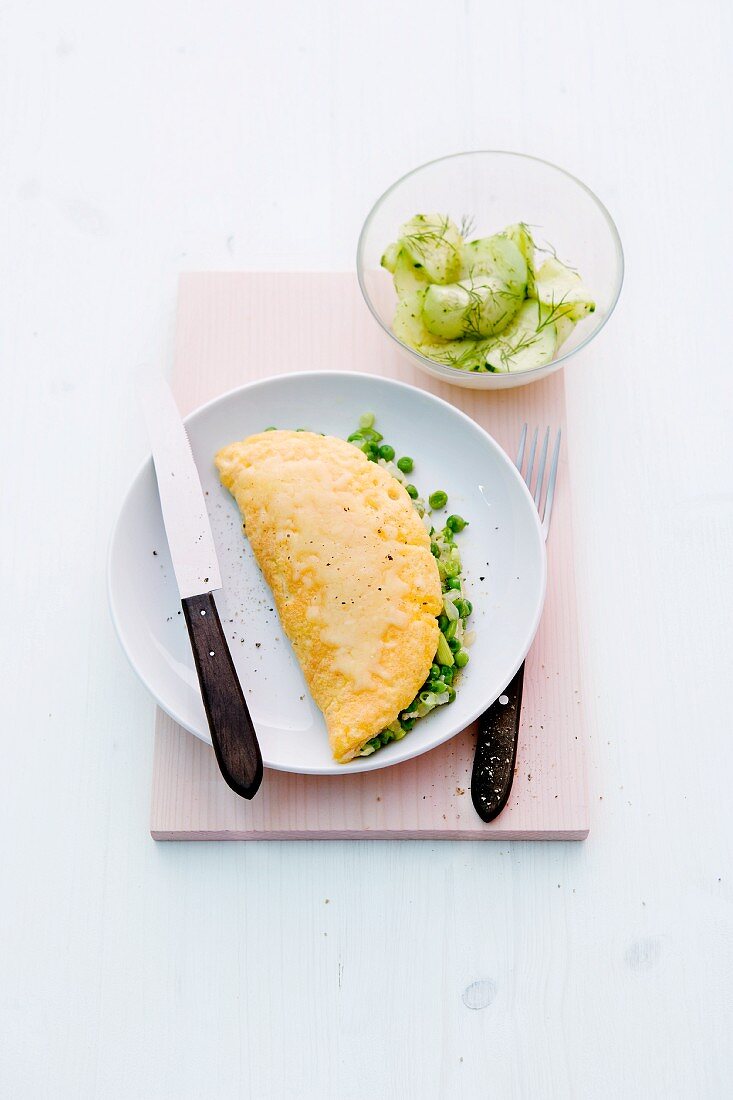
[182,592,263,800]
[470,662,525,823]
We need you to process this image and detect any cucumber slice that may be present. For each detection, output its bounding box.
[392,249,431,297]
[399,214,463,284]
[535,257,595,322]
[461,234,528,299]
[380,242,400,273]
[423,276,523,339]
[485,300,557,373]
[392,291,446,350]
[502,223,536,297]
[424,335,497,372]
[392,293,493,370]
[554,314,576,351]
[392,292,430,349]
[421,281,470,339]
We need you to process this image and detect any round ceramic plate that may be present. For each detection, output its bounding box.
[108,372,546,775]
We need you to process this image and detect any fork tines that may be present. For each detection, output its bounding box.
[515,424,562,536]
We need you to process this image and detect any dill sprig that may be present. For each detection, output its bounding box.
[533,236,579,273]
[494,331,540,370]
[431,338,493,371]
[535,293,574,332]
[460,281,524,338]
[400,214,460,262]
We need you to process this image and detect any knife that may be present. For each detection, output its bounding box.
[140,376,263,800]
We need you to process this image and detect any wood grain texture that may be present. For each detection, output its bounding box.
[150,272,588,840]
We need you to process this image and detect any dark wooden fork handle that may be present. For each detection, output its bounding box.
[470,663,525,822]
[182,592,263,800]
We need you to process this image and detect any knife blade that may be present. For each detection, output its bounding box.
[140,375,222,599]
[140,376,262,800]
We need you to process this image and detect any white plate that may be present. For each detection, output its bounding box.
[108,372,546,775]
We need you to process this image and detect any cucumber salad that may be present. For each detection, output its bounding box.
[381,215,595,373]
[346,414,473,757]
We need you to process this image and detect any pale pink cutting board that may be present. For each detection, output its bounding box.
[150,273,589,840]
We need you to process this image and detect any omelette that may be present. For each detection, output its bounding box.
[215,430,443,763]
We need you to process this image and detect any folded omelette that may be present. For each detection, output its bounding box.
[215,430,443,762]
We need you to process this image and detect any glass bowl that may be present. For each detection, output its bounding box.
[356,151,624,389]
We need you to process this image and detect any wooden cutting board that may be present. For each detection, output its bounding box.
[150,273,589,840]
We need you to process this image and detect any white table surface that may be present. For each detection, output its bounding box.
[1,2,731,1097]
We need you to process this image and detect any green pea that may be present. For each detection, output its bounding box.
[427,680,444,694]
[437,613,449,632]
[405,484,418,499]
[446,514,468,533]
[429,490,448,510]
[455,649,470,668]
[446,576,462,590]
[397,456,414,474]
[440,666,454,685]
[378,444,395,461]
[461,599,473,618]
[448,637,461,654]
[430,663,441,679]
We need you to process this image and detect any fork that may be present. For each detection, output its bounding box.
[470,425,562,823]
